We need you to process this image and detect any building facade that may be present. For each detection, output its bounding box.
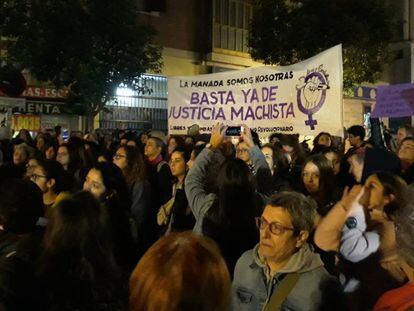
[100,0,264,133]
[344,0,414,133]
[129,0,407,135]
[2,0,410,135]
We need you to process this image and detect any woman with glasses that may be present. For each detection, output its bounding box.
[30,160,73,216]
[233,191,340,311]
[157,146,195,234]
[235,140,253,170]
[25,154,43,180]
[113,145,150,252]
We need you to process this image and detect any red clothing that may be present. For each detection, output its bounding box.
[146,154,163,167]
[373,282,414,311]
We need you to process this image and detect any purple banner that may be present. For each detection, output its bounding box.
[372,83,414,118]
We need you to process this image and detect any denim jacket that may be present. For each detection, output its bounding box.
[232,244,337,311]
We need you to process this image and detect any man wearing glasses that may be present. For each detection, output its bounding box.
[232,192,338,310]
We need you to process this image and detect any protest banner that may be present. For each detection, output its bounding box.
[371,83,414,118]
[168,45,343,138]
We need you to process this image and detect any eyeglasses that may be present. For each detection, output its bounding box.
[113,154,127,160]
[236,148,249,154]
[255,217,295,236]
[30,173,47,182]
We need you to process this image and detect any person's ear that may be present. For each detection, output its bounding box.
[384,193,395,206]
[47,178,55,189]
[295,230,309,248]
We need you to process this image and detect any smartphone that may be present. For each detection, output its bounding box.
[226,126,243,136]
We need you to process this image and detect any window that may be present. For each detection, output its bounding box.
[213,0,252,53]
[101,74,168,131]
[221,0,229,25]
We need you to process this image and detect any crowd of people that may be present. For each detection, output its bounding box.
[0,122,413,310]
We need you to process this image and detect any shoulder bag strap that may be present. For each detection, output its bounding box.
[264,273,301,311]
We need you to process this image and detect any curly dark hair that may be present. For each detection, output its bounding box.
[117,145,146,188]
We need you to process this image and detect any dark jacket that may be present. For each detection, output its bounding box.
[401,163,414,185]
[0,230,43,310]
[34,266,128,311]
[169,183,195,232]
[203,216,258,278]
[130,180,151,224]
[129,179,151,247]
[147,159,173,209]
[145,158,173,245]
[256,167,291,196]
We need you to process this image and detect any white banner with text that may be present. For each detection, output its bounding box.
[168,45,343,138]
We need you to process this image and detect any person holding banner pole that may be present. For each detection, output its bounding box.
[185,123,268,276]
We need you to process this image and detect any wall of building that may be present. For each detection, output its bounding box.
[364,0,414,132]
[140,0,212,54]
[343,98,369,128]
[144,0,262,77]
[160,48,210,77]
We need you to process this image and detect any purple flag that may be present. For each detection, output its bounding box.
[371,83,414,118]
